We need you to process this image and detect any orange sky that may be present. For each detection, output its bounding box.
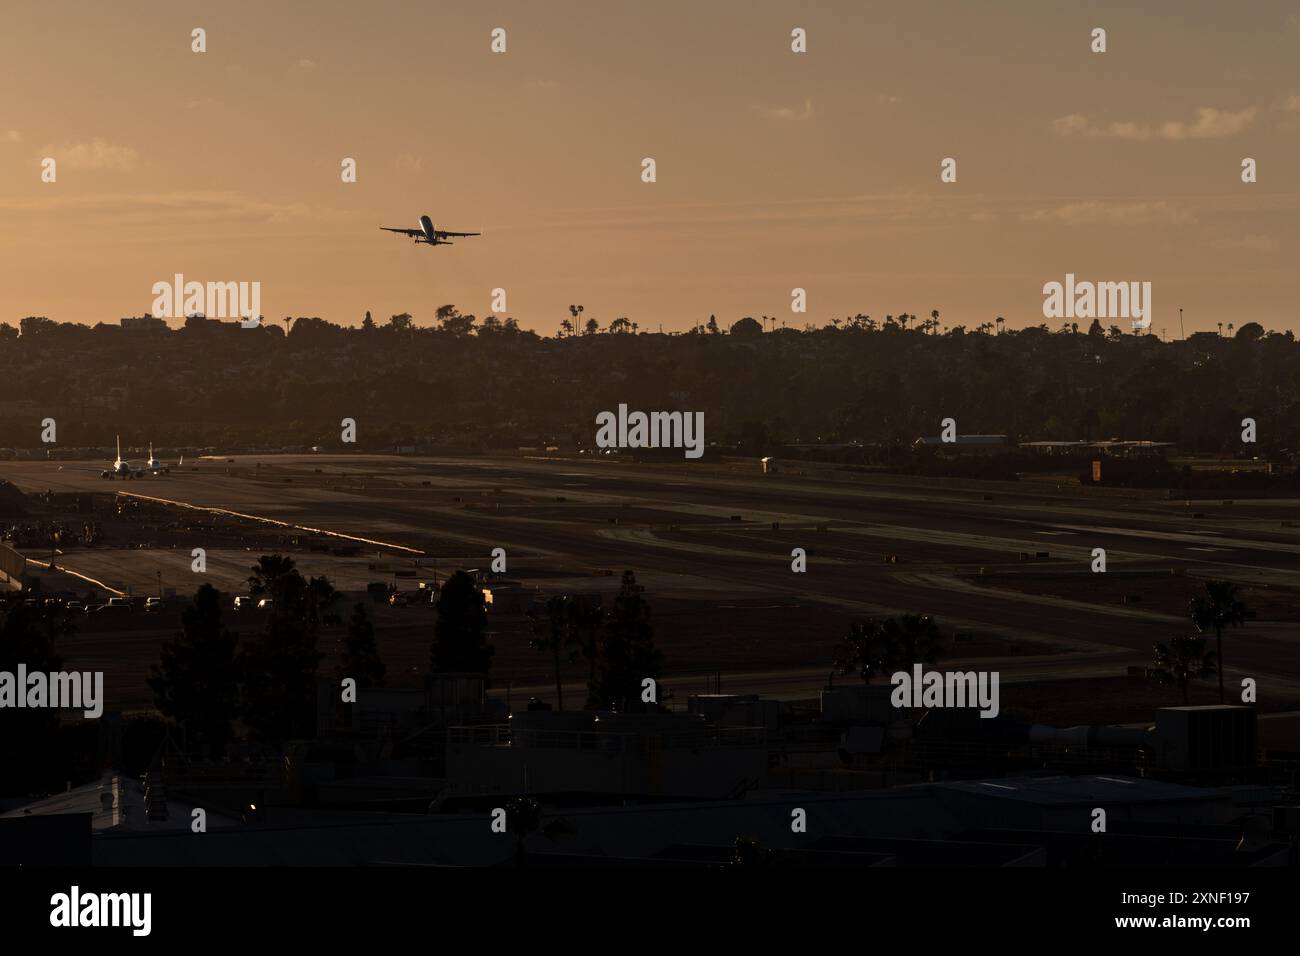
[2,0,1298,335]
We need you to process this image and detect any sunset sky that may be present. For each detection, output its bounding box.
[2,0,1299,335]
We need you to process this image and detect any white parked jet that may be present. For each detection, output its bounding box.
[380,214,480,247]
[143,443,169,474]
[101,436,137,479]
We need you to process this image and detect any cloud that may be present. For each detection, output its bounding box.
[395,153,424,173]
[1022,200,1196,226]
[527,78,559,90]
[1208,234,1278,253]
[295,58,316,70]
[0,191,352,227]
[37,138,138,171]
[5,130,22,144]
[1050,106,1256,141]
[1283,93,1300,112]
[759,98,815,122]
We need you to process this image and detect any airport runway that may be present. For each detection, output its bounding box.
[6,453,1299,700]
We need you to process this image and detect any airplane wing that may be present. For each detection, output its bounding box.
[380,227,425,237]
[436,230,481,238]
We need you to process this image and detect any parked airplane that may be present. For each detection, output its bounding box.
[98,438,170,479]
[100,436,136,479]
[143,443,169,475]
[380,214,480,246]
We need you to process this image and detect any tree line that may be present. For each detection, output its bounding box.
[2,309,1298,456]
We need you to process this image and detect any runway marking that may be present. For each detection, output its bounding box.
[117,491,426,555]
[893,572,1184,624]
[1050,522,1300,554]
[23,557,126,597]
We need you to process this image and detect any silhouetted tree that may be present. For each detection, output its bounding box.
[239,555,336,744]
[0,596,70,794]
[730,836,784,866]
[148,583,239,754]
[1151,634,1217,705]
[431,570,494,674]
[730,316,762,338]
[833,614,943,684]
[338,602,385,688]
[529,595,572,711]
[588,571,661,710]
[502,795,574,866]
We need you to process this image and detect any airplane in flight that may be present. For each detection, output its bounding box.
[380,214,480,246]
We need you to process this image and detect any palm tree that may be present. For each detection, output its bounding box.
[1190,581,1247,703]
[1151,635,1217,705]
[248,554,298,598]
